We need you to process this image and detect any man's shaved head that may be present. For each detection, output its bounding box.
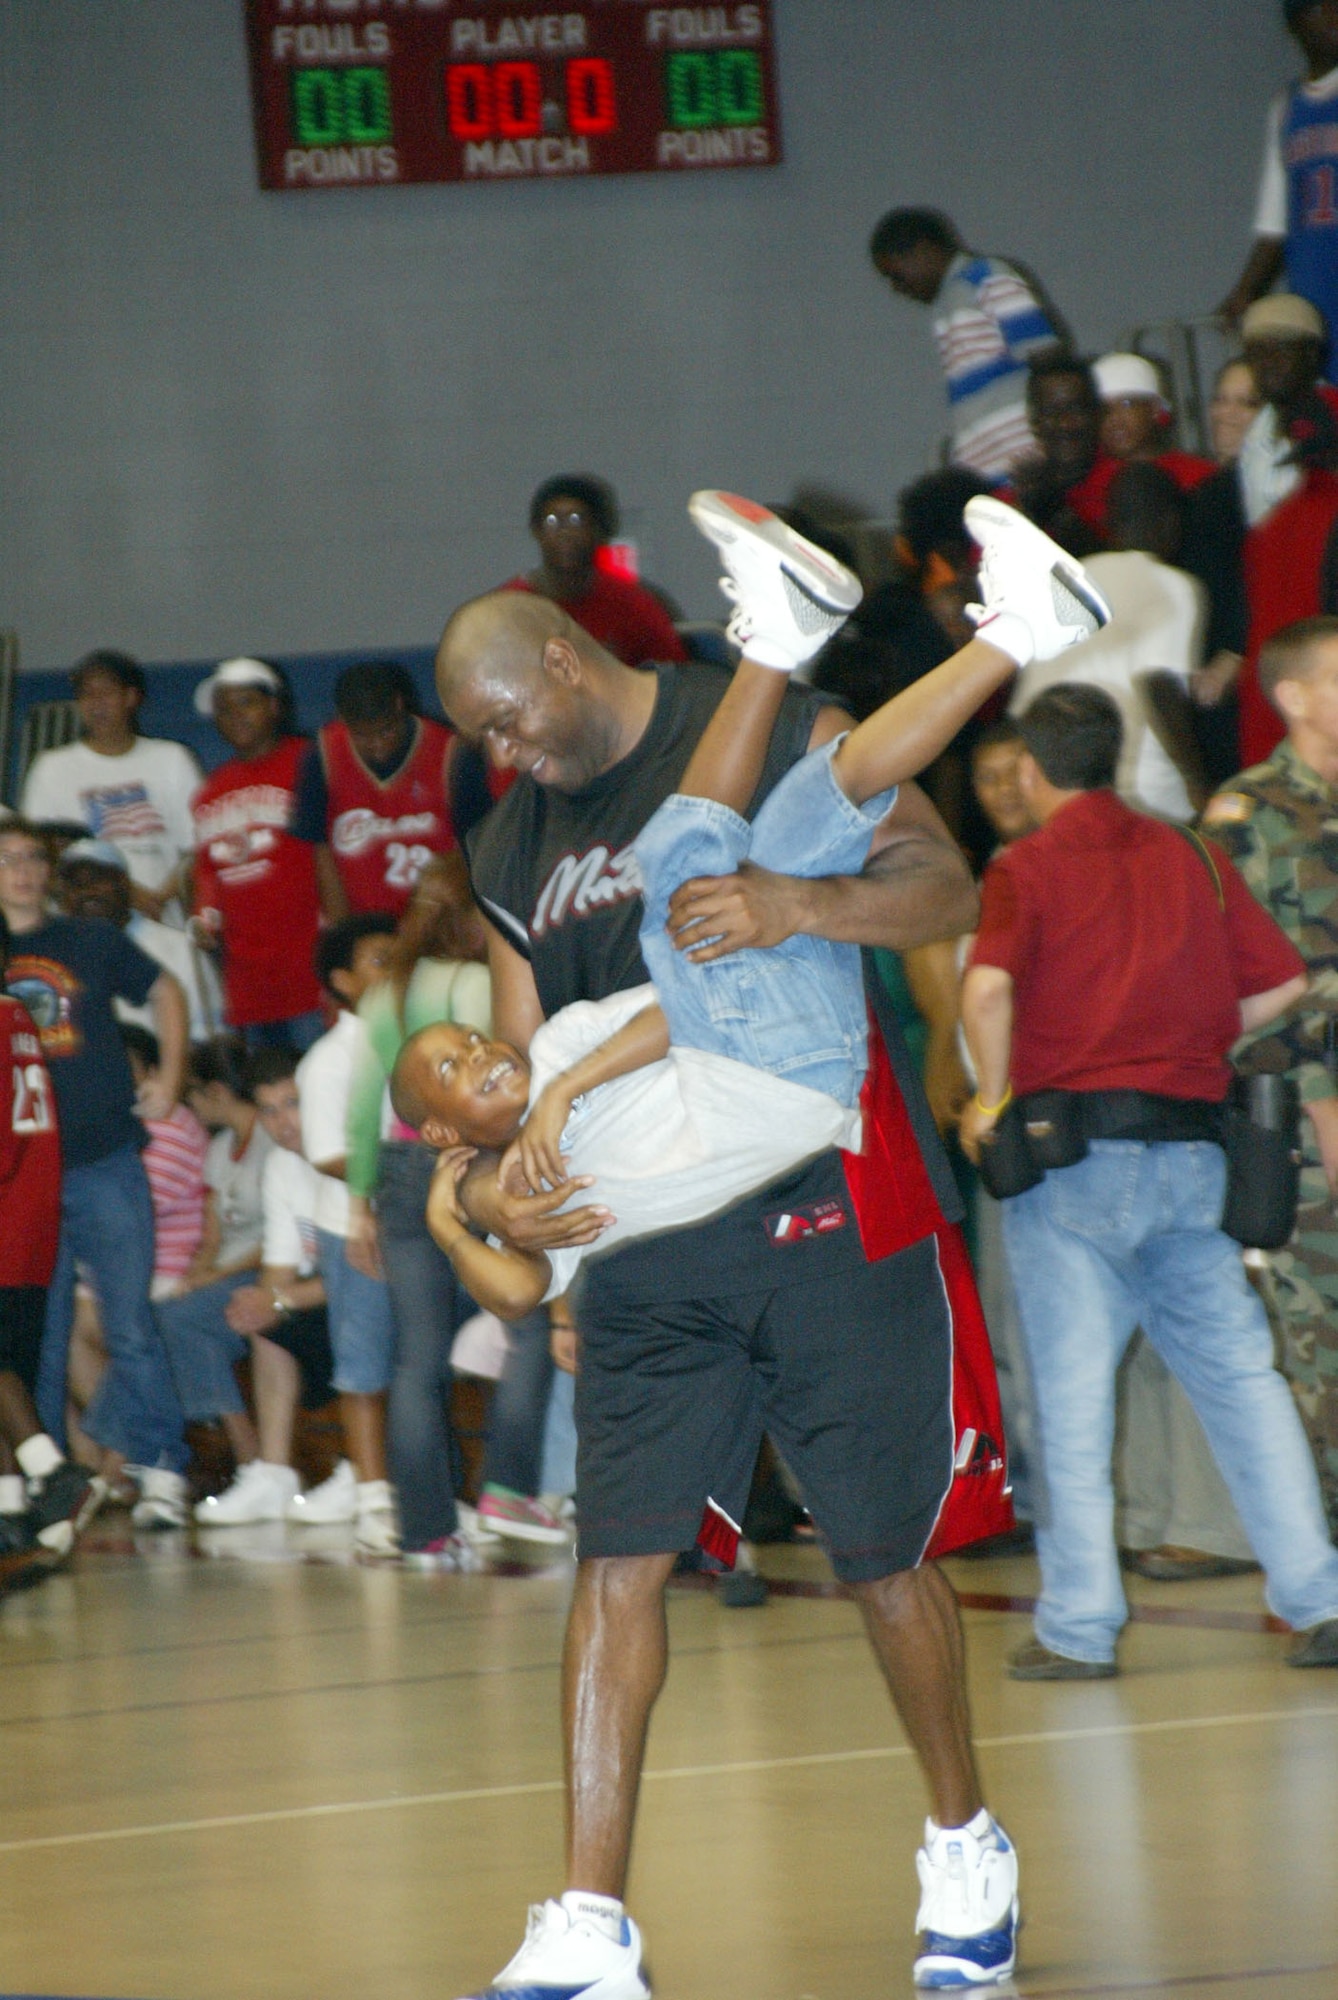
[435,590,655,792]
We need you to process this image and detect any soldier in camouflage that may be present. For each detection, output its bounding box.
[1203,613,1338,1533]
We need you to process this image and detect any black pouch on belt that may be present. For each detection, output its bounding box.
[976,1099,1045,1200]
[1220,1073,1302,1251]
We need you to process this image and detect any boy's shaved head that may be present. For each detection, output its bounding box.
[391,1021,532,1149]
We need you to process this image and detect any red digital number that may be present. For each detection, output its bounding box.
[446,64,493,142]
[446,61,543,142]
[567,58,617,137]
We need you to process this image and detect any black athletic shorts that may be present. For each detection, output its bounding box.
[0,1286,47,1395]
[265,1306,335,1412]
[573,1226,954,1586]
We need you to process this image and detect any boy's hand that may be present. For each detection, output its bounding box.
[514,1084,575,1193]
[427,1146,478,1237]
[225,1284,281,1336]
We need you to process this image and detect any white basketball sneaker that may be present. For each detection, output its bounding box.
[913,1810,1019,1988]
[963,495,1109,667]
[287,1458,357,1525]
[458,1894,650,2000]
[688,489,863,670]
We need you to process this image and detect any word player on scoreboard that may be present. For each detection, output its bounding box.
[244,3,783,190]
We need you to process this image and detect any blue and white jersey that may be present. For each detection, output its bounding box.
[931,253,1058,482]
[1255,68,1338,377]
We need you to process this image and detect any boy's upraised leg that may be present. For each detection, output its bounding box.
[832,497,1109,805]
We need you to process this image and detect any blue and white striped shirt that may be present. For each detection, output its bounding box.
[931,253,1058,481]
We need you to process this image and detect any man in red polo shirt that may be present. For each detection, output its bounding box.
[961,682,1338,1677]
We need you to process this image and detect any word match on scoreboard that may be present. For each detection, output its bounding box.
[244,4,782,190]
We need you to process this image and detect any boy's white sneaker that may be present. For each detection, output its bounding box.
[195,1460,299,1526]
[688,489,863,670]
[287,1458,358,1525]
[129,1468,190,1532]
[963,495,1109,667]
[913,1810,1019,1988]
[457,1894,650,1999]
[354,1480,401,1558]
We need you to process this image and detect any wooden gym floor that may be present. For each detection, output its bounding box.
[1,1522,1336,2000]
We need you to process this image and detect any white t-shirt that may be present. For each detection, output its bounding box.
[116,914,223,1043]
[205,1121,273,1270]
[22,737,202,904]
[1011,550,1205,822]
[523,984,861,1302]
[1255,68,1338,236]
[295,1011,357,1238]
[262,1145,321,1276]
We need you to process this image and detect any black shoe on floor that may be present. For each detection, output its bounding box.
[1121,1544,1259,1583]
[956,1523,1037,1561]
[27,1462,105,1555]
[1008,1638,1118,1681]
[1288,1617,1338,1668]
[719,1570,769,1608]
[0,1511,51,1596]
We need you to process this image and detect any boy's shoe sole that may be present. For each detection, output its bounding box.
[477,1497,572,1546]
[689,490,864,617]
[914,1905,1018,1988]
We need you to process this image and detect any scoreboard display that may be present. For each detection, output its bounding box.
[243,3,782,191]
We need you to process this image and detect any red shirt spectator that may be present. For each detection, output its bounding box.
[191,659,327,1033]
[506,473,688,665]
[971,788,1304,1101]
[0,993,61,1289]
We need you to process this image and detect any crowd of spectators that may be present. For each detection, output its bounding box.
[6,3,1338,1666]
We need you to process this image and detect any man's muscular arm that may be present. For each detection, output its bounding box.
[667,779,978,961]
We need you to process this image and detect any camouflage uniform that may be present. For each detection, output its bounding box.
[1204,738,1338,1531]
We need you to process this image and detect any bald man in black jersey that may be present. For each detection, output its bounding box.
[436,498,1027,1996]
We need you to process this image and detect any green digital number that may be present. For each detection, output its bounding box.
[716,50,764,127]
[291,67,392,148]
[665,51,717,129]
[665,50,765,131]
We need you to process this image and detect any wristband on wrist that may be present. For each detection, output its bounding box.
[270,1290,293,1319]
[974,1084,1013,1118]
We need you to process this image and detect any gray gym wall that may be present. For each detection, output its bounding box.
[1,0,1292,671]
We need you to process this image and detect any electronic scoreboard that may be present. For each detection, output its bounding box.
[244,3,782,190]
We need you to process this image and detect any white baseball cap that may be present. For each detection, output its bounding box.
[193,656,283,717]
[1093,352,1166,406]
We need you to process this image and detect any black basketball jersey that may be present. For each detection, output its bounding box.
[468,661,824,1017]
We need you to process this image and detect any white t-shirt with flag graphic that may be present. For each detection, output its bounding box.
[22,737,202,904]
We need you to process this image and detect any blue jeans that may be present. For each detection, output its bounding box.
[376,1141,476,1550]
[38,1145,189,1473]
[1003,1140,1338,1662]
[635,739,895,1109]
[315,1228,394,1394]
[155,1271,251,1420]
[481,1308,553,1496]
[242,1011,325,1054]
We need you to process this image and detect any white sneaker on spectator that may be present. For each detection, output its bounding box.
[402,1532,486,1573]
[688,489,863,671]
[963,496,1109,667]
[455,1500,503,1550]
[354,1480,400,1558]
[130,1468,190,1532]
[457,1894,649,2000]
[195,1460,299,1526]
[288,1458,357,1525]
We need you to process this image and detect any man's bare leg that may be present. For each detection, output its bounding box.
[853,1563,982,1827]
[250,1335,299,1466]
[563,1552,677,1895]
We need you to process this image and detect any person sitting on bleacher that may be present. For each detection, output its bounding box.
[21,651,201,926]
